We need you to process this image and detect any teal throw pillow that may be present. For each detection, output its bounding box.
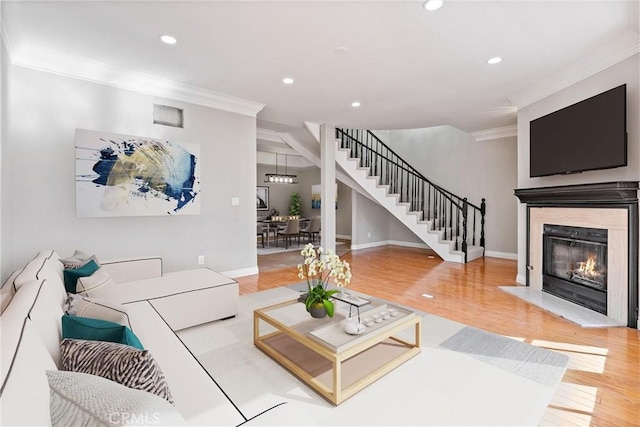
[63,260,100,293]
[62,315,144,350]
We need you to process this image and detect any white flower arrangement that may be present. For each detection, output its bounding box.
[297,243,352,317]
[297,243,352,288]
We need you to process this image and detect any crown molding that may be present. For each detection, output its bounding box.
[509,30,640,109]
[6,44,265,117]
[471,125,517,142]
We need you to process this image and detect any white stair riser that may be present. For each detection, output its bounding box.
[336,147,465,263]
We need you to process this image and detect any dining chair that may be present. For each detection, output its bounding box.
[256,223,267,248]
[277,219,300,249]
[300,217,321,243]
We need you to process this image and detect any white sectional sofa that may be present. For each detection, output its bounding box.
[0,250,244,426]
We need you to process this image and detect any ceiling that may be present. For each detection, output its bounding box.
[3,1,639,145]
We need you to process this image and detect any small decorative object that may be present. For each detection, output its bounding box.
[388,308,398,317]
[297,243,352,318]
[343,318,365,335]
[373,314,382,323]
[381,311,390,320]
[266,208,279,220]
[363,317,374,327]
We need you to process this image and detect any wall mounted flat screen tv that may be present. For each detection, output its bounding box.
[530,84,627,178]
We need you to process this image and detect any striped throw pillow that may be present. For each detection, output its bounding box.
[60,338,173,404]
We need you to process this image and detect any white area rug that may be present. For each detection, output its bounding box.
[499,286,625,328]
[257,244,307,255]
[257,242,345,256]
[177,287,568,426]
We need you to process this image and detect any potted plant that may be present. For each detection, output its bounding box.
[297,243,352,318]
[288,192,302,217]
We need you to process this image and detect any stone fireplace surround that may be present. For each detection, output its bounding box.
[515,182,639,328]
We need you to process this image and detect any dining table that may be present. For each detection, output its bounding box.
[259,218,309,248]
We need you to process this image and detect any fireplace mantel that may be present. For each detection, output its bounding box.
[515,181,639,328]
[515,181,639,205]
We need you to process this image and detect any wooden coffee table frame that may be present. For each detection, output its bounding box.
[253,298,421,405]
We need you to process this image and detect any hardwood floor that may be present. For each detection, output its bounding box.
[238,244,640,426]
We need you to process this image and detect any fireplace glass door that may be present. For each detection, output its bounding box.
[542,224,607,314]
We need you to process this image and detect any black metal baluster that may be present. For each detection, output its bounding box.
[462,198,468,262]
[405,170,409,203]
[480,198,486,248]
[455,208,460,251]
[392,160,396,194]
[438,192,442,230]
[448,198,453,240]
[440,192,447,231]
[421,180,425,220]
[411,174,415,211]
[433,187,437,226]
[473,211,477,246]
[427,184,431,221]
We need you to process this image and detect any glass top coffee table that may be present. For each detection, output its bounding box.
[253,295,421,405]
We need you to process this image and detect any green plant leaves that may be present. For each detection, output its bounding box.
[303,286,340,317]
[323,299,334,318]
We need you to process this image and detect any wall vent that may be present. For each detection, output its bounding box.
[153,104,184,128]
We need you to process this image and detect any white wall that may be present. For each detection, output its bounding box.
[336,179,352,238]
[351,191,390,248]
[351,188,432,250]
[388,219,424,246]
[383,126,518,254]
[2,63,258,280]
[0,40,6,277]
[516,54,640,284]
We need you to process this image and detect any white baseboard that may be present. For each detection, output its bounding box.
[352,242,515,259]
[336,234,352,240]
[221,266,259,278]
[351,240,431,251]
[387,240,431,249]
[484,250,518,260]
[350,241,389,251]
[516,274,527,285]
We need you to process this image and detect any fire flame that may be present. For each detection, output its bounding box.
[578,256,598,278]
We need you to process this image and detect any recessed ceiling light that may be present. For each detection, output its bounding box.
[335,46,349,55]
[422,0,444,11]
[487,57,503,65]
[282,77,294,85]
[160,35,177,45]
[351,101,361,108]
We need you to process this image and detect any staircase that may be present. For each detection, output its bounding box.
[335,128,485,263]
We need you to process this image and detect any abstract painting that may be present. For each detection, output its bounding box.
[311,185,321,209]
[311,184,337,209]
[76,129,201,217]
[256,186,269,211]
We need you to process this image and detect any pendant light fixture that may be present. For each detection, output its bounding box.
[265,153,298,184]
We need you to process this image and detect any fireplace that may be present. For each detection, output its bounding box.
[514,182,639,328]
[542,224,607,314]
